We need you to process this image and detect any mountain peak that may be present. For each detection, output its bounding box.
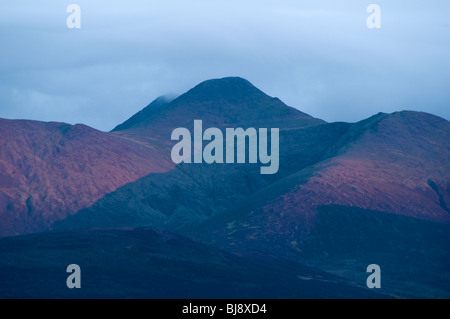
[197,76,253,87]
[191,77,256,92]
[112,77,325,136]
[174,76,268,105]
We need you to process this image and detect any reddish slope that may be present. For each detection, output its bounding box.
[276,111,450,222]
[209,111,450,249]
[0,119,173,237]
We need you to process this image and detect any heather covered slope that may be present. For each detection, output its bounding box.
[0,119,173,237]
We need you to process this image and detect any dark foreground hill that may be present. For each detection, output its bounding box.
[0,227,385,299]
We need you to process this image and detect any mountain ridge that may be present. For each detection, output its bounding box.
[1,77,449,298]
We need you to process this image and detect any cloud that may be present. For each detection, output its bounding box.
[0,0,449,131]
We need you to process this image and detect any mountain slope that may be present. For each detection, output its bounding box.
[0,119,173,237]
[58,111,450,236]
[197,111,450,252]
[54,121,352,232]
[112,95,174,132]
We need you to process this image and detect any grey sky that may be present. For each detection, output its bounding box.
[0,0,449,131]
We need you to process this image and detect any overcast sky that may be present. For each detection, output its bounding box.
[0,0,449,131]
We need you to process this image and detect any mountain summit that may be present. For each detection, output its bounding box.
[177,77,273,104]
[111,77,325,141]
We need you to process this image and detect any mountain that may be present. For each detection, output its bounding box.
[203,111,450,246]
[0,227,386,298]
[113,77,325,132]
[0,77,325,238]
[111,77,325,146]
[54,121,351,232]
[0,119,173,237]
[1,76,450,298]
[190,111,450,298]
[57,110,450,234]
[54,85,450,297]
